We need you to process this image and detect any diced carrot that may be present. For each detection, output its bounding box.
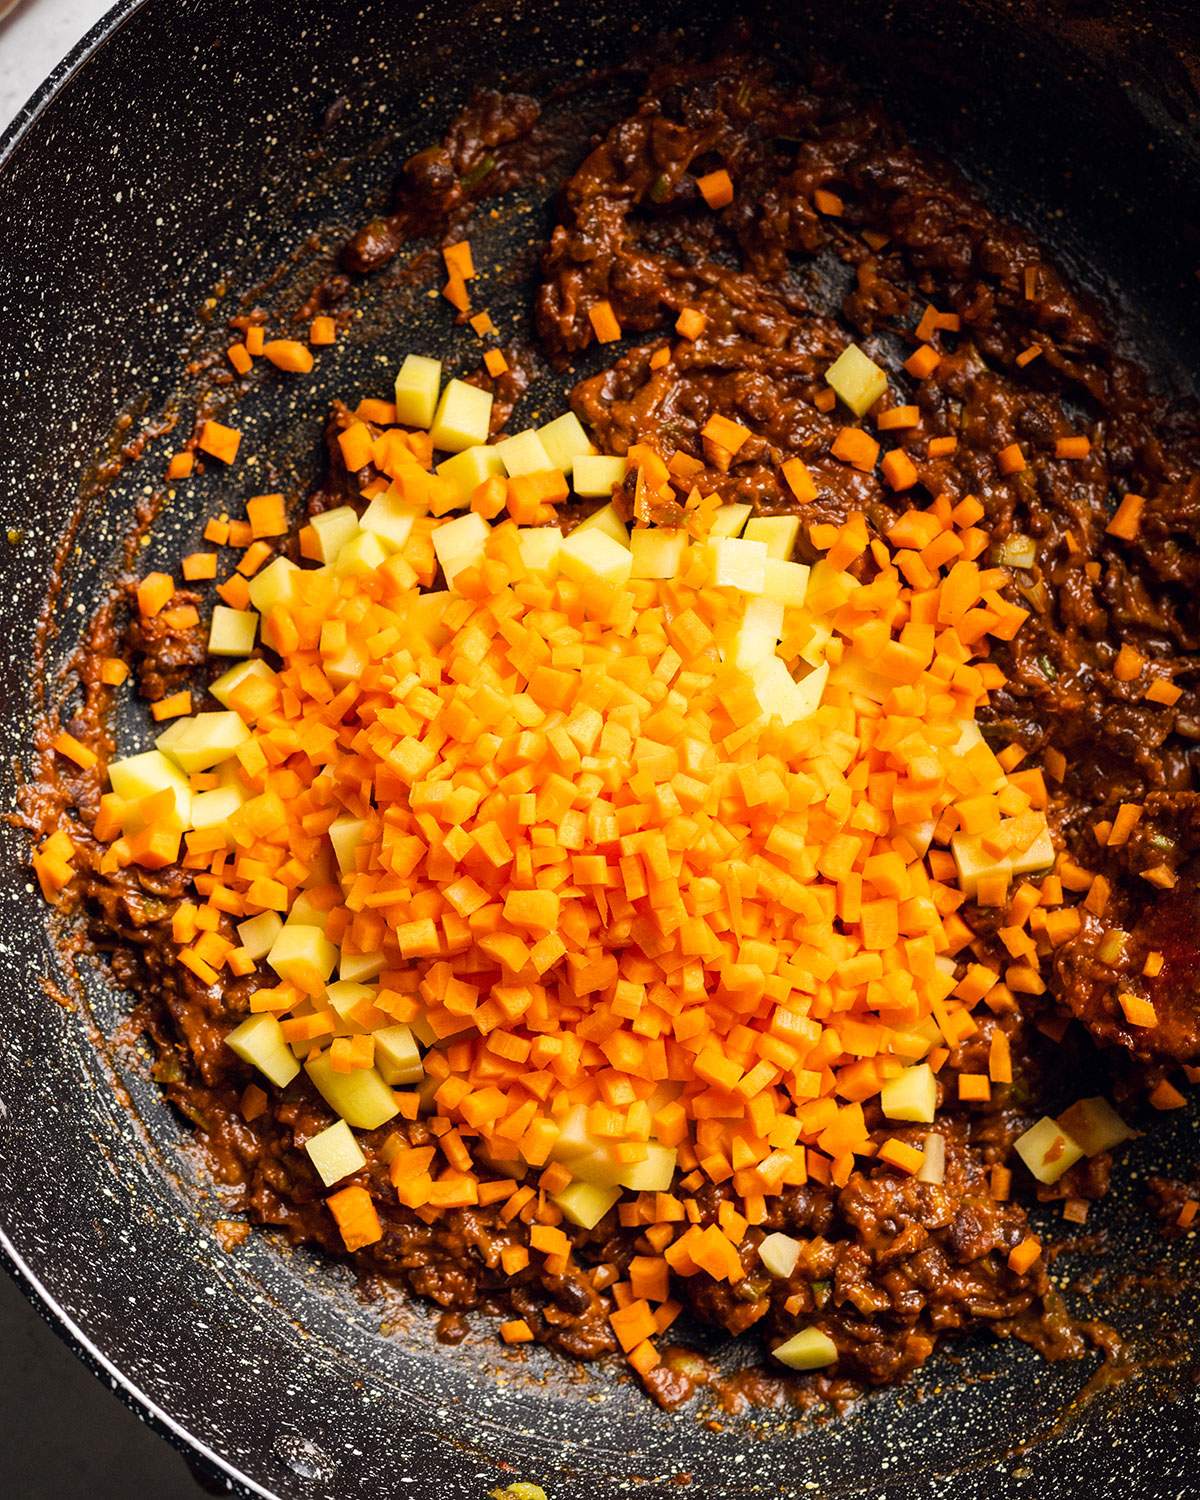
[137,573,174,617]
[589,301,622,344]
[167,451,195,480]
[310,315,337,345]
[198,420,242,464]
[696,168,733,209]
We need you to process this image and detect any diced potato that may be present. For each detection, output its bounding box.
[549,1103,598,1162]
[552,1179,620,1230]
[429,378,493,453]
[708,536,768,592]
[224,1013,300,1088]
[326,980,376,1029]
[572,455,628,499]
[266,924,338,989]
[373,1023,423,1086]
[805,558,857,613]
[515,527,563,575]
[328,816,366,876]
[772,1327,838,1370]
[308,505,360,564]
[794,613,833,668]
[569,1147,624,1189]
[538,412,595,475]
[236,910,282,961]
[617,1144,677,1193]
[305,1118,366,1187]
[432,511,490,587]
[950,833,1012,900]
[207,605,259,658]
[917,1131,946,1184]
[209,657,278,711]
[758,1232,801,1278]
[333,529,390,578]
[360,487,424,550]
[952,721,1005,792]
[630,527,687,580]
[394,353,442,429]
[247,556,299,615]
[324,639,368,688]
[1014,1116,1084,1184]
[880,1063,937,1123]
[108,749,192,826]
[750,657,828,726]
[733,597,784,669]
[1011,823,1054,879]
[708,503,753,539]
[339,949,385,984]
[559,528,633,587]
[287,891,331,930]
[573,501,629,547]
[435,444,507,504]
[156,711,250,773]
[744,515,801,559]
[189,785,244,830]
[826,343,887,416]
[759,558,810,607]
[305,1051,399,1130]
[1056,1097,1132,1156]
[495,428,556,478]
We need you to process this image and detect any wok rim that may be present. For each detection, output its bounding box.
[0,6,279,1491]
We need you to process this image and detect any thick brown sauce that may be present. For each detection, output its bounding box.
[21,48,1200,1410]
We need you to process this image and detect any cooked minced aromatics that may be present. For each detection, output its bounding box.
[29,51,1199,1404]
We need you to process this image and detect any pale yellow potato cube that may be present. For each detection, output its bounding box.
[373,1023,423,1086]
[209,657,277,711]
[189,785,244,830]
[826,343,887,416]
[305,1118,366,1187]
[435,444,506,504]
[552,1180,620,1230]
[759,558,810,607]
[326,980,377,1030]
[617,1143,677,1193]
[758,1232,801,1278]
[207,605,259,658]
[559,527,633,587]
[750,657,828,726]
[950,832,1012,899]
[429,378,492,453]
[495,428,556,478]
[333,529,390,578]
[537,411,594,475]
[108,749,191,826]
[708,503,753,539]
[287,891,331,931]
[328,816,366,876]
[1011,823,1054,879]
[305,1051,399,1130]
[1056,1097,1131,1156]
[156,711,249,773]
[339,949,385,984]
[266,923,338,988]
[515,527,563,575]
[360,487,423,550]
[572,454,628,499]
[236,910,283,961]
[1015,1116,1084,1184]
[630,527,687,579]
[732,597,784,668]
[744,514,801,559]
[432,511,490,587]
[880,1063,937,1123]
[573,501,629,546]
[224,1013,300,1088]
[247,556,299,615]
[308,505,360,564]
[708,536,768,591]
[394,353,442,429]
[772,1327,838,1370]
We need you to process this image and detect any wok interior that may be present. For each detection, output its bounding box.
[1,0,1198,1494]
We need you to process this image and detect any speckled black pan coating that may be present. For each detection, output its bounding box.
[0,1,1198,1496]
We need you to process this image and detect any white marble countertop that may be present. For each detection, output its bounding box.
[0,0,115,132]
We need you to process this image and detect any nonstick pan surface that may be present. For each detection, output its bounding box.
[0,1,1198,1495]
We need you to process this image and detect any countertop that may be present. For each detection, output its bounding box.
[1,14,218,1500]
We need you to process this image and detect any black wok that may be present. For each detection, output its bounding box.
[0,0,1198,1494]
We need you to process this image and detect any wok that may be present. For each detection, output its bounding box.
[0,0,1198,1494]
